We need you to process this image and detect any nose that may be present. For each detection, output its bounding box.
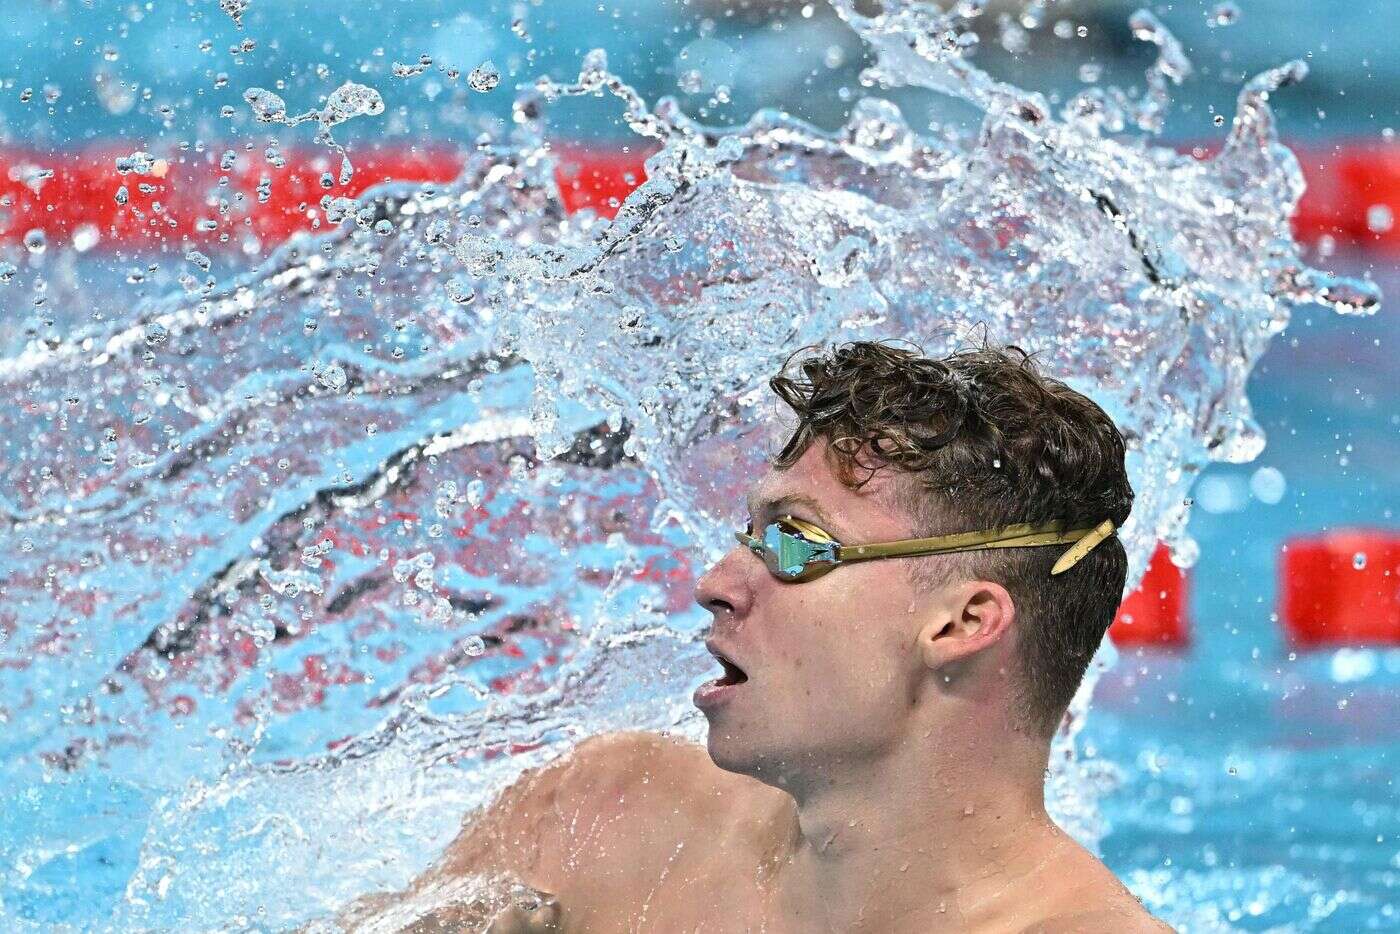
[694,545,755,623]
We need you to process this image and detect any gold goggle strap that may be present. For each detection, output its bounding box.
[1048,518,1118,575]
[742,516,1118,577]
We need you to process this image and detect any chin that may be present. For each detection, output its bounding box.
[703,722,752,774]
[704,723,801,789]
[703,720,772,779]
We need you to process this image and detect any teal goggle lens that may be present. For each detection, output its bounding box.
[740,519,840,582]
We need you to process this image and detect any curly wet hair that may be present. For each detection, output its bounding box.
[769,339,1135,738]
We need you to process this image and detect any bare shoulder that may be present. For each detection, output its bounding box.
[326,732,768,931]
[1023,904,1174,933]
[436,731,704,870]
[554,729,790,851]
[1017,833,1174,934]
[435,730,779,901]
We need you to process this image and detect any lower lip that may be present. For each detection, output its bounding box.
[693,678,745,709]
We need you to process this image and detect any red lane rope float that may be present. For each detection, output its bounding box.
[1109,543,1190,648]
[1,139,1396,252]
[0,142,653,251]
[1280,529,1400,647]
[1289,142,1400,252]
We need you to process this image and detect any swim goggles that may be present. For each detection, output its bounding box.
[735,515,1117,582]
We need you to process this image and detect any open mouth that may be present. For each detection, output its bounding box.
[712,650,748,686]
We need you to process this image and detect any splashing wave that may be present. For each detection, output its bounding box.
[0,1,1379,928]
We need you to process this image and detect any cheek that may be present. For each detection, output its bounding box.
[772,572,914,690]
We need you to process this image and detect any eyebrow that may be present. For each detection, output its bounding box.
[745,492,836,530]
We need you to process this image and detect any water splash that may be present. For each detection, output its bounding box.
[240,81,383,183]
[0,0,1381,929]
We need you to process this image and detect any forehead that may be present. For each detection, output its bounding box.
[746,439,911,537]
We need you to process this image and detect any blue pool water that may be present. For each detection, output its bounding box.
[1085,255,1400,931]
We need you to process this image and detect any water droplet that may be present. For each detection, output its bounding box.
[1249,466,1286,504]
[71,224,100,253]
[219,0,249,28]
[1207,2,1240,27]
[143,321,169,345]
[324,196,357,225]
[445,278,477,305]
[0,261,17,283]
[1365,204,1394,235]
[469,61,500,93]
[1352,552,1367,570]
[321,82,384,127]
[243,87,287,123]
[678,70,704,95]
[434,481,460,519]
[393,55,433,79]
[313,362,348,392]
[464,635,487,657]
[23,229,46,254]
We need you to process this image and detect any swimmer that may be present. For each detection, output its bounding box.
[336,341,1174,932]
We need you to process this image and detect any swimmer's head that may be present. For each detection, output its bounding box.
[693,339,1134,789]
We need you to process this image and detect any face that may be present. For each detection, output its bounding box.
[692,438,940,789]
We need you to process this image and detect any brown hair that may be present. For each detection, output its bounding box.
[769,340,1134,738]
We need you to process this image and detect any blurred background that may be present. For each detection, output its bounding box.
[0,0,1396,930]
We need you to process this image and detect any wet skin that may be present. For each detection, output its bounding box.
[336,440,1173,932]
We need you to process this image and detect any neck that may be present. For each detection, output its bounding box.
[770,716,1066,933]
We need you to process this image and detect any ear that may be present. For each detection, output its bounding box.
[916,580,1016,671]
